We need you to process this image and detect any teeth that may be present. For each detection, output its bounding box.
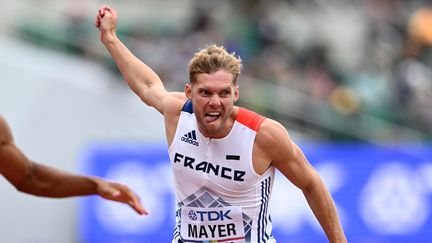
[207,112,220,116]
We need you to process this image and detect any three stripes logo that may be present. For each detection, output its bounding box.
[181,130,199,146]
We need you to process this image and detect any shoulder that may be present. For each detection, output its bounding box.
[235,108,287,141]
[236,107,265,131]
[256,118,289,145]
[162,92,188,117]
[255,118,296,159]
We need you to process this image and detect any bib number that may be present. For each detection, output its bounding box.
[180,206,246,242]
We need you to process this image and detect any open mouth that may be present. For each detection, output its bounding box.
[204,112,221,123]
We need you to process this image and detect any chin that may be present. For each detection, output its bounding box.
[201,124,220,134]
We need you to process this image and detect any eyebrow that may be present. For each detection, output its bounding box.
[198,85,232,92]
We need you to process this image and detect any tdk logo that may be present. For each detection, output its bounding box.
[189,209,232,221]
[181,130,199,146]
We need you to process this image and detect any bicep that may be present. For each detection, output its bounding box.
[273,142,319,190]
[264,122,319,190]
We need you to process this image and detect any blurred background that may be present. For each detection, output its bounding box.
[0,0,431,242]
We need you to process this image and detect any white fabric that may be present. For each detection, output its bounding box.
[168,108,276,243]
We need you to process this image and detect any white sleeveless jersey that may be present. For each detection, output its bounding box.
[168,100,276,243]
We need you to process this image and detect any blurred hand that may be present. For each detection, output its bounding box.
[95,5,118,42]
[95,178,148,215]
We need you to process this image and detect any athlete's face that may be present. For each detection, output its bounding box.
[185,70,239,138]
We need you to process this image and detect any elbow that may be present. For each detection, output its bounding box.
[14,178,33,194]
[301,172,323,196]
[13,162,37,194]
[302,179,317,196]
[13,168,41,196]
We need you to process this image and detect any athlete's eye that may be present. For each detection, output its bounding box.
[220,89,231,97]
[199,90,210,97]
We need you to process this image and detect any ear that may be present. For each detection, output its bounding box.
[185,83,192,99]
[234,85,239,103]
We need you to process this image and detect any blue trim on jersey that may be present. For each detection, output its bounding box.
[182,100,194,114]
[258,177,272,242]
[173,209,183,242]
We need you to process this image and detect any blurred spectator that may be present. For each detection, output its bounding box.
[299,44,339,101]
[394,6,432,132]
[11,0,432,140]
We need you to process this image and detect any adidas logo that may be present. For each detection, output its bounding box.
[181,130,199,146]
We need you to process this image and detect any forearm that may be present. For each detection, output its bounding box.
[303,177,346,243]
[102,32,163,103]
[17,162,99,198]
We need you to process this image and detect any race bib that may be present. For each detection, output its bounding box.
[180,205,246,242]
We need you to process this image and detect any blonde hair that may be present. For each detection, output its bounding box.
[188,44,243,84]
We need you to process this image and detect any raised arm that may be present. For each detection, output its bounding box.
[0,116,147,215]
[258,119,347,243]
[95,5,169,114]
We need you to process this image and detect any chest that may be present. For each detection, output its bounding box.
[174,135,252,175]
[170,122,259,192]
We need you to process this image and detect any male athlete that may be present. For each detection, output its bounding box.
[0,115,147,215]
[95,5,346,242]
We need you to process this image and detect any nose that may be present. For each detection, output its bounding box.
[208,94,221,107]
